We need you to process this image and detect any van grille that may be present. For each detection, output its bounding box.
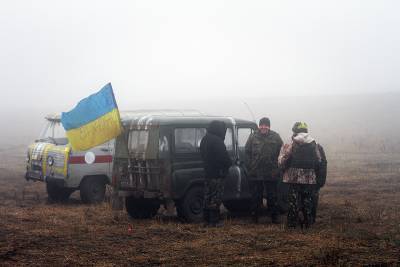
[32,164,42,172]
[31,160,42,171]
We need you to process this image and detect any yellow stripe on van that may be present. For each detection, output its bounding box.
[63,146,70,177]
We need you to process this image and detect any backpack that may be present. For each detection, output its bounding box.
[316,144,327,188]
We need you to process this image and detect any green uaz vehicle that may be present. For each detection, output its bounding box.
[112,110,288,222]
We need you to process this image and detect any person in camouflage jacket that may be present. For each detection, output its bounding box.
[245,117,283,223]
[278,122,322,229]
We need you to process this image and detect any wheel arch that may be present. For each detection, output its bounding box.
[79,174,110,189]
[173,179,204,201]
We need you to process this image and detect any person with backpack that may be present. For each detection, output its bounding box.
[278,122,322,229]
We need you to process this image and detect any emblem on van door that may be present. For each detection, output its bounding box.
[84,152,96,164]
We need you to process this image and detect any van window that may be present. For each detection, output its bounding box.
[159,136,169,153]
[38,121,68,145]
[175,128,206,153]
[238,128,253,160]
[129,130,149,153]
[225,128,233,152]
[238,128,253,148]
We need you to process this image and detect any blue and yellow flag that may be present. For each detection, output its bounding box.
[61,83,122,151]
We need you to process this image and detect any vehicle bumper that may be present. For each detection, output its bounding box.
[25,170,44,181]
[117,189,162,198]
[25,171,65,187]
[45,177,65,187]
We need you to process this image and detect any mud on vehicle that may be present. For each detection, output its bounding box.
[25,114,114,203]
[112,111,288,222]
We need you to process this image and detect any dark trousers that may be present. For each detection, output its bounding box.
[311,186,320,223]
[250,180,278,219]
[287,184,313,228]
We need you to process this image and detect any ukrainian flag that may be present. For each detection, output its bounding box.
[61,83,122,151]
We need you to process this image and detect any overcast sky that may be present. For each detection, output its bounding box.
[0,0,399,112]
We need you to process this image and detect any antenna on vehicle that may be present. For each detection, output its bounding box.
[243,101,256,123]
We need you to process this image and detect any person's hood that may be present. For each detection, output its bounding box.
[207,120,227,140]
[293,133,315,145]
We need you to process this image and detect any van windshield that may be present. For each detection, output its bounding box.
[129,130,149,153]
[38,121,68,145]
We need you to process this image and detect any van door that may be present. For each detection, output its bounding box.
[68,140,113,188]
[171,127,206,198]
[223,127,253,201]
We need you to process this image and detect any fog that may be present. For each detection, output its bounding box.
[0,1,399,153]
[2,93,400,157]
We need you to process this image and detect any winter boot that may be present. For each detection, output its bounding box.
[203,208,210,227]
[251,209,260,224]
[209,209,223,228]
[271,213,280,224]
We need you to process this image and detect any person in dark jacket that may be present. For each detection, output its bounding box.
[245,117,283,224]
[200,120,232,227]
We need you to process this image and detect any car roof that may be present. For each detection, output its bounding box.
[45,113,61,122]
[121,113,256,128]
[45,109,205,123]
[45,110,257,128]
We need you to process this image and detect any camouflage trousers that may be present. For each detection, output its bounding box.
[287,184,314,228]
[204,178,224,210]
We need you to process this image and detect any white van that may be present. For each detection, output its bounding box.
[25,114,114,203]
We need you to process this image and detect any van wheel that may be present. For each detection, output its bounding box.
[80,176,106,204]
[223,200,252,213]
[125,197,160,219]
[177,186,204,223]
[46,182,73,202]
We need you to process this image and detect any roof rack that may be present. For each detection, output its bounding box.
[45,109,206,122]
[121,109,204,116]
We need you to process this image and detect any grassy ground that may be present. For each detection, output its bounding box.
[0,147,399,266]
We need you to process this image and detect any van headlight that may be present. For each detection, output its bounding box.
[47,156,54,166]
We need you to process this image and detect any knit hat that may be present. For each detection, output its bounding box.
[292,122,308,133]
[259,117,270,127]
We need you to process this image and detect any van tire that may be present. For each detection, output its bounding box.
[125,197,160,219]
[223,199,252,213]
[46,182,73,202]
[80,176,106,204]
[177,186,204,223]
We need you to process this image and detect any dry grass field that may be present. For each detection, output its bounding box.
[0,146,399,266]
